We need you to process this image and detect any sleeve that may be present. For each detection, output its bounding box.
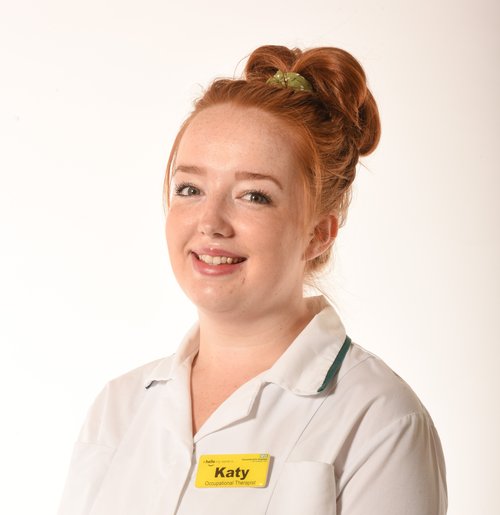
[57,441,115,515]
[56,360,154,515]
[56,384,117,515]
[337,412,447,515]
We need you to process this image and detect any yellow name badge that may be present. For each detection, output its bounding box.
[195,453,271,488]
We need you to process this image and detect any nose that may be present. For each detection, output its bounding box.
[197,195,234,238]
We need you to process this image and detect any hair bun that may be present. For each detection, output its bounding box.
[244,45,300,81]
[245,45,381,156]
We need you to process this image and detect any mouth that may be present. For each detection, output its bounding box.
[192,252,246,266]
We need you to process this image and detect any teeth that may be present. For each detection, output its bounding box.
[197,254,244,265]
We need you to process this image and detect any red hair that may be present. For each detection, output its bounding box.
[164,45,381,274]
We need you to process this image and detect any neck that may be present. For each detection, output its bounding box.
[194,296,321,373]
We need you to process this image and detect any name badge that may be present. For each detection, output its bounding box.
[195,453,271,488]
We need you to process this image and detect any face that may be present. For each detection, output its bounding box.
[166,104,317,319]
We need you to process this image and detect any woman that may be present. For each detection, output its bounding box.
[58,45,447,514]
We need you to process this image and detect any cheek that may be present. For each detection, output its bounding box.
[165,210,188,258]
[249,215,307,263]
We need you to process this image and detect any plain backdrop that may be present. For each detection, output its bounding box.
[0,0,498,513]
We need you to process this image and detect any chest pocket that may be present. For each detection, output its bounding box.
[266,461,336,515]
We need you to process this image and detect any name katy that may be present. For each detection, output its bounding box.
[214,467,250,480]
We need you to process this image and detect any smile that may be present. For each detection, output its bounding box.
[196,254,246,265]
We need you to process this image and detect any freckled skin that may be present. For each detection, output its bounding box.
[165,104,315,323]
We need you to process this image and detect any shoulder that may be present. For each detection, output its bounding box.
[103,355,174,395]
[336,341,429,420]
[326,340,446,477]
[77,355,175,448]
[314,340,440,456]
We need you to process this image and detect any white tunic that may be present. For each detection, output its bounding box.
[58,297,447,514]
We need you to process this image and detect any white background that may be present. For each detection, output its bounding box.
[1,0,498,513]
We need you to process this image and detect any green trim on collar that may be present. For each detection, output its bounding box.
[317,335,352,393]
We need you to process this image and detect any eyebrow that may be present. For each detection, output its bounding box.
[174,165,283,191]
[174,165,205,176]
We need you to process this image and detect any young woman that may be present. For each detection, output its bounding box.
[58,45,447,515]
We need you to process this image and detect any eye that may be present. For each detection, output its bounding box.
[174,182,200,196]
[241,190,272,205]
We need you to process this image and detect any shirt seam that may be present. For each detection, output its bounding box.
[336,411,430,496]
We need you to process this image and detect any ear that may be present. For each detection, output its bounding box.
[304,214,339,262]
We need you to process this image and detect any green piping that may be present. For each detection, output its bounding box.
[317,335,352,393]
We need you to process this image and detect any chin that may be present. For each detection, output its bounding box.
[192,297,244,317]
[183,285,243,315]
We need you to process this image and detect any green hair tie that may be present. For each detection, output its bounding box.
[266,70,313,92]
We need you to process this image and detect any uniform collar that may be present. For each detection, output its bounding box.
[261,296,347,395]
[143,324,200,389]
[144,295,347,395]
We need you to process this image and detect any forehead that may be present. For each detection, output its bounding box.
[176,104,299,178]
